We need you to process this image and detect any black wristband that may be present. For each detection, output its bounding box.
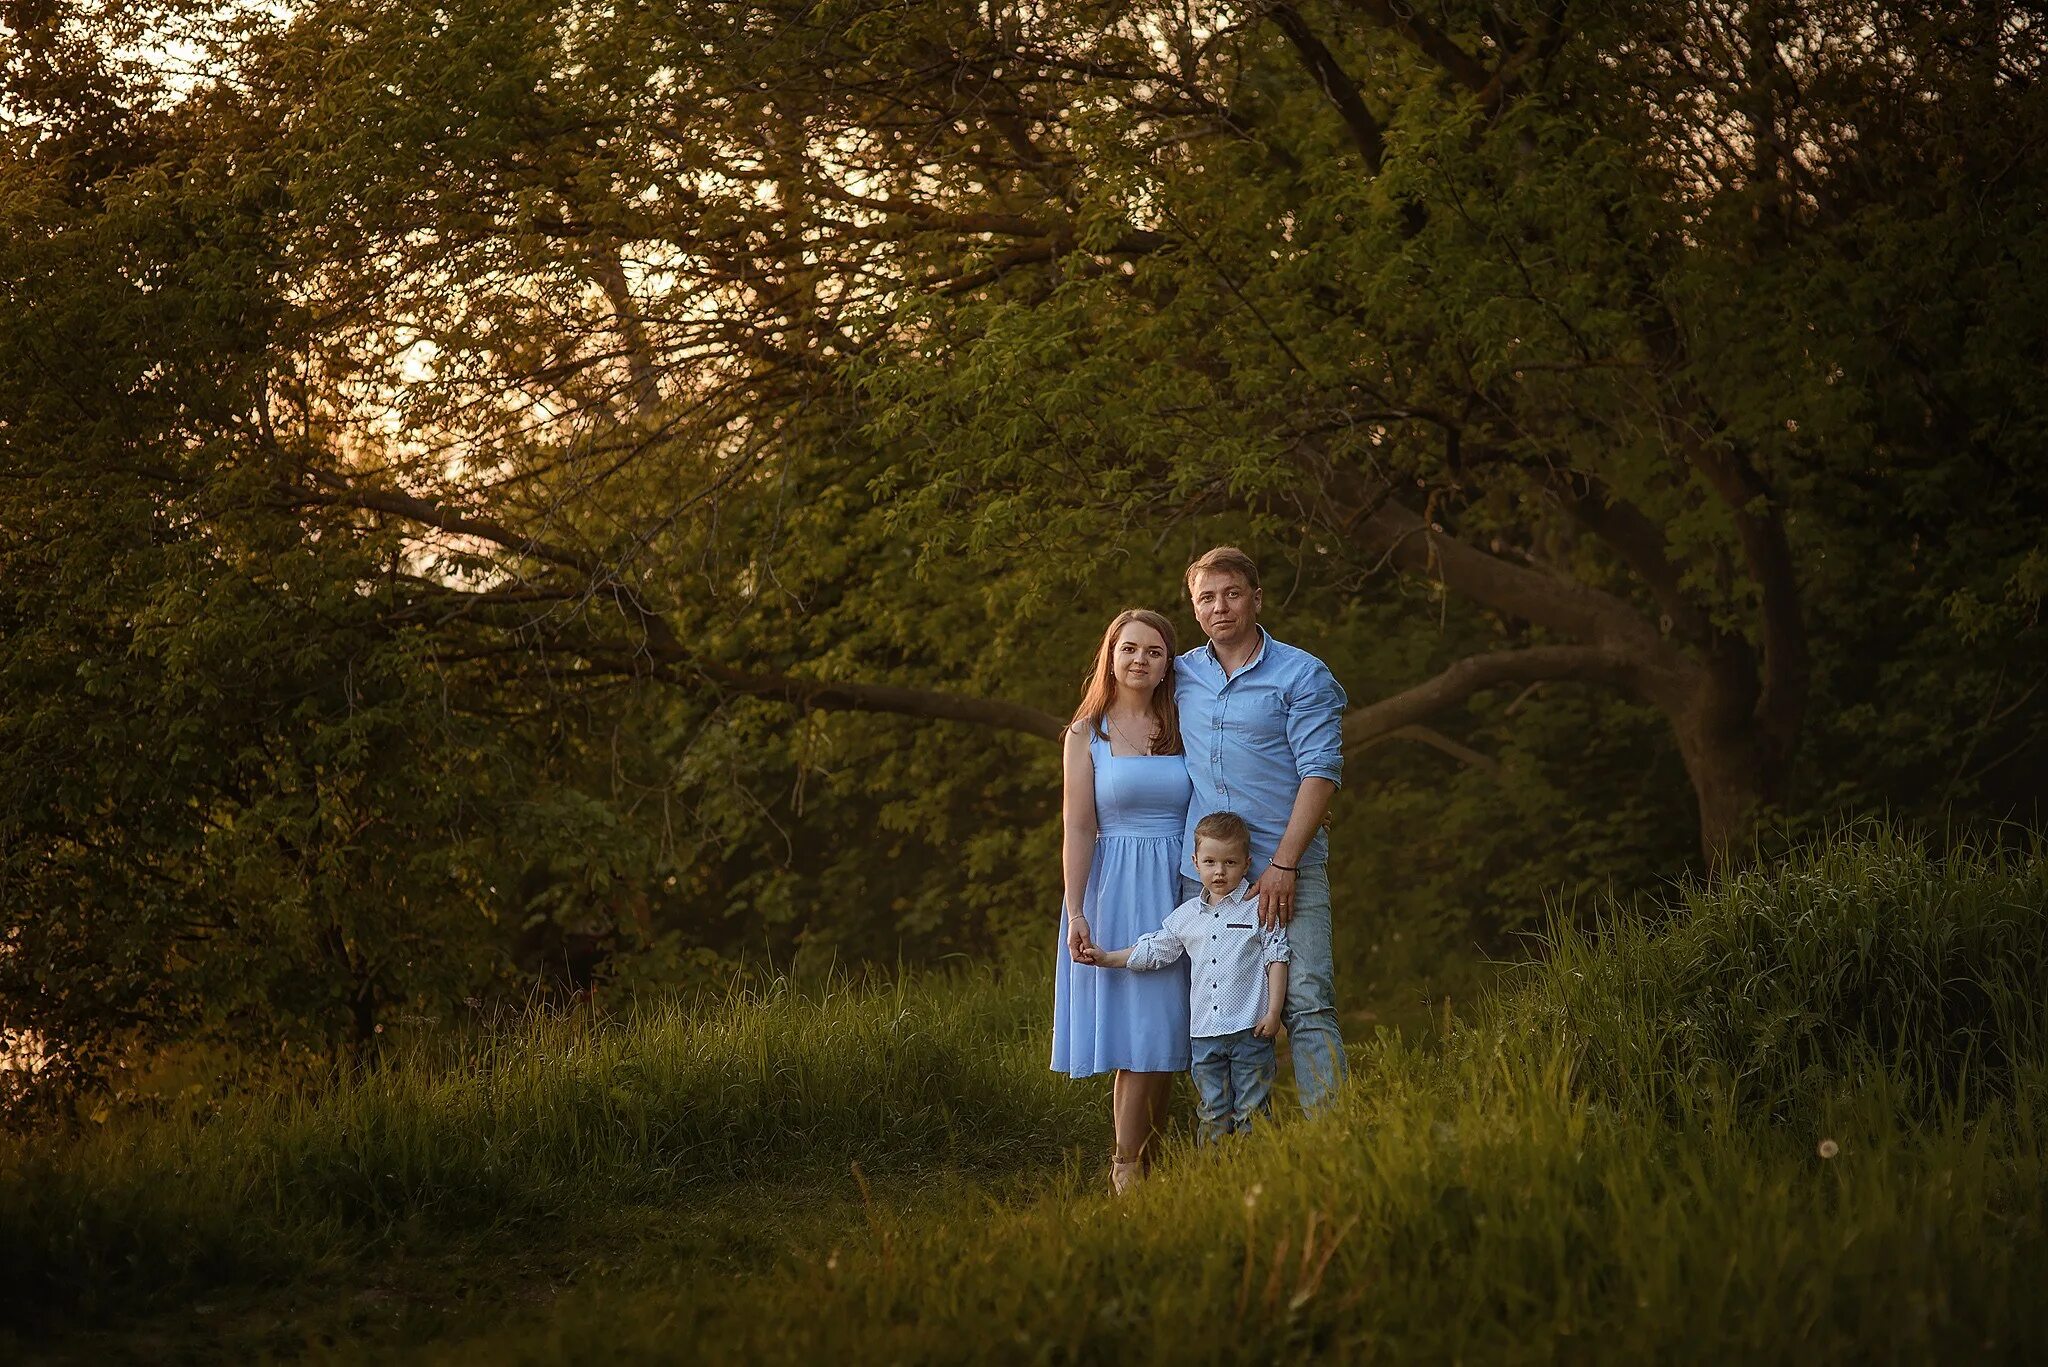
[1270,861,1299,873]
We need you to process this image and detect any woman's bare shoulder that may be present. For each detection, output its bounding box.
[1063,719,1097,763]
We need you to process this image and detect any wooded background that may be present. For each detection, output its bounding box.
[4,0,2044,1101]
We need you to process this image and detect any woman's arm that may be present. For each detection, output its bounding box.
[1062,722,1099,961]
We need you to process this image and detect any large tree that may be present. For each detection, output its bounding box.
[7,0,2046,1088]
[226,0,2048,860]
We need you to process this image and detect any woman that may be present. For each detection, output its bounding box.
[1049,608,1192,1194]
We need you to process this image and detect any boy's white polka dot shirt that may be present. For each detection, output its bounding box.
[1122,879,1290,1038]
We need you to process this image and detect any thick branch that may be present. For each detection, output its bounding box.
[1545,469,1717,648]
[1268,3,1386,171]
[586,653,1066,740]
[1297,453,1691,695]
[1343,645,1639,746]
[312,487,1059,737]
[587,236,664,414]
[1354,724,1502,775]
[297,486,595,575]
[1338,0,1495,97]
[691,661,1064,739]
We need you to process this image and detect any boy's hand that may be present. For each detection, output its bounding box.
[1252,1012,1283,1039]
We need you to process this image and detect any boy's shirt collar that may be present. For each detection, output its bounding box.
[1201,877,1254,908]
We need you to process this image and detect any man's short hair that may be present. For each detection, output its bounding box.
[1185,545,1261,595]
[1192,810,1252,855]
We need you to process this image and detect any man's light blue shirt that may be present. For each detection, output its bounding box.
[1176,628,1347,876]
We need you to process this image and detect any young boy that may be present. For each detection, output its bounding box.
[1084,811,1291,1142]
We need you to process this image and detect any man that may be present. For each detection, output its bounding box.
[1175,545,1349,1114]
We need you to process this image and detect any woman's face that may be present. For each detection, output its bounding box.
[1111,620,1171,698]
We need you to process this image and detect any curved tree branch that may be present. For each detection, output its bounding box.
[296,485,596,577]
[1343,644,1640,747]
[675,660,1066,740]
[1338,0,1495,97]
[1289,450,1694,697]
[1543,468,1719,649]
[1268,2,1386,171]
[1353,723,1502,774]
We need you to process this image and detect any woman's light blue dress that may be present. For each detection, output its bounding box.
[1050,730,1193,1076]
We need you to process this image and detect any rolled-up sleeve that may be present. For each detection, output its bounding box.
[1286,663,1347,786]
[1123,927,1189,972]
[1262,926,1292,965]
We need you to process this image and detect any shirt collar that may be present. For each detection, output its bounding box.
[1203,625,1271,677]
[1202,877,1254,908]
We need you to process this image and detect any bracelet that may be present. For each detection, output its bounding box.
[1270,861,1299,873]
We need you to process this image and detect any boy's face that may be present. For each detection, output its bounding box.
[1194,836,1249,899]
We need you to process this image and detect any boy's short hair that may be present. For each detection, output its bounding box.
[1185,545,1260,595]
[1192,810,1252,856]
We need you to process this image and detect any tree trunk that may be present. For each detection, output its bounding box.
[1671,673,1780,868]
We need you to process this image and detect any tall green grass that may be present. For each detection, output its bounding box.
[377,830,2048,1364]
[1497,826,2048,1123]
[8,830,2047,1362]
[404,1042,2046,1365]
[0,967,1097,1326]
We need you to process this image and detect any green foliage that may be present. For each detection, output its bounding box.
[0,85,488,1093]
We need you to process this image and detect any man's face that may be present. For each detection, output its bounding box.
[1189,569,1261,649]
[1195,837,1249,899]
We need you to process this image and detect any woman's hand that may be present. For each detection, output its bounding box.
[1066,911,1095,962]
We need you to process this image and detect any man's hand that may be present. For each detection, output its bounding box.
[1066,912,1094,962]
[1252,1012,1283,1040]
[1253,864,1298,929]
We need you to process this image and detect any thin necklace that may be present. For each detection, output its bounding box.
[1106,713,1154,755]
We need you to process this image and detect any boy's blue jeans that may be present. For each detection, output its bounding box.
[1191,1028,1278,1143]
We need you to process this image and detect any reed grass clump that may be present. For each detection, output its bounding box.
[1497,827,2048,1124]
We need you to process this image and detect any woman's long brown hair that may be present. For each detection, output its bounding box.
[1071,608,1183,755]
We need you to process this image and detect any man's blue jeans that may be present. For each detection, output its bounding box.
[1183,865,1348,1114]
[1284,863,1348,1113]
[1191,1029,1277,1142]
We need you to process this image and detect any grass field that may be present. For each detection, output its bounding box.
[5,828,2045,1363]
